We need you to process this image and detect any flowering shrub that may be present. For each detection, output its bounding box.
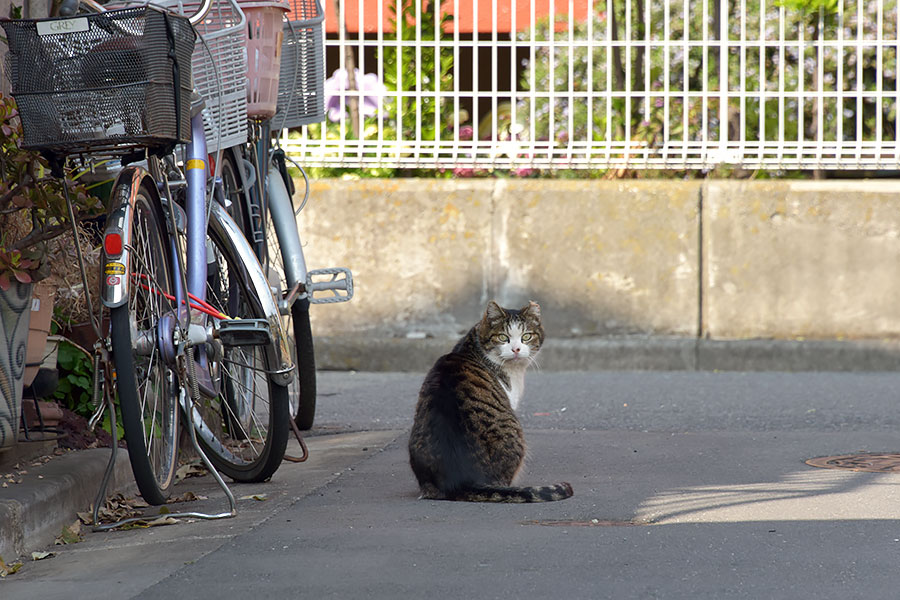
[324,68,387,124]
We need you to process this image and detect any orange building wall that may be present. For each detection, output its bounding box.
[321,0,594,34]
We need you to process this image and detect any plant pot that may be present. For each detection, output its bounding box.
[22,398,64,429]
[23,283,54,388]
[59,318,108,353]
[0,281,34,449]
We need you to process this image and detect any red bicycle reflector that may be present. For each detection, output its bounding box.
[104,232,123,257]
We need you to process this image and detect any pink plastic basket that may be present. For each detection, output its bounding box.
[240,0,290,118]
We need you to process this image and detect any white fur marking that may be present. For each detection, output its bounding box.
[498,321,530,410]
[503,367,526,411]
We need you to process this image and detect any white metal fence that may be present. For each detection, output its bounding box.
[282,0,900,171]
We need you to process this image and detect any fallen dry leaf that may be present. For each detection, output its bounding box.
[55,520,83,545]
[175,462,208,482]
[168,491,207,503]
[31,551,54,561]
[145,516,179,527]
[0,555,23,577]
[239,493,268,502]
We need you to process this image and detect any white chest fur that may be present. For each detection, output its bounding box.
[502,367,527,411]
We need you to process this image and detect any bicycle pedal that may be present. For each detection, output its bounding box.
[215,319,273,347]
[306,268,354,304]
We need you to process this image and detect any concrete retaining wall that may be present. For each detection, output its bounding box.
[298,178,900,349]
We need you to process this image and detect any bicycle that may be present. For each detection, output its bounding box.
[1,0,293,510]
[218,0,353,432]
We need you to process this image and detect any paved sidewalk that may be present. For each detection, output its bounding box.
[2,369,900,598]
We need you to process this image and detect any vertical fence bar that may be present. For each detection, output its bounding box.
[395,0,403,163]
[739,0,746,155]
[453,0,460,164]
[473,0,480,161]
[877,0,884,159]
[683,0,689,165]
[509,0,515,150]
[643,0,650,147]
[758,0,765,165]
[856,0,863,163]
[606,0,612,161]
[701,0,709,163]
[798,4,805,165]
[719,0,728,156]
[837,0,844,157]
[586,0,594,166]
[376,0,385,159]
[816,4,824,166]
[662,0,669,165]
[434,0,439,162]
[356,0,364,161]
[529,0,537,165]
[624,0,632,163]
[778,3,785,166]
[414,0,422,165]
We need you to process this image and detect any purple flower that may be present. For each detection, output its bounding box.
[324,68,386,123]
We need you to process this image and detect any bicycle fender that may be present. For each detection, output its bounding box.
[266,162,308,290]
[207,200,294,387]
[101,166,158,309]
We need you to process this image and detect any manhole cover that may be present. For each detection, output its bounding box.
[806,452,900,473]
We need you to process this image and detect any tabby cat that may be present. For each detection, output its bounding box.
[408,300,574,503]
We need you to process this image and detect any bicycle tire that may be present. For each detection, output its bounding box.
[262,192,317,430]
[222,148,317,429]
[192,203,290,482]
[108,181,180,506]
[290,298,317,430]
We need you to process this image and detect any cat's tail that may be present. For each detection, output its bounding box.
[448,482,574,503]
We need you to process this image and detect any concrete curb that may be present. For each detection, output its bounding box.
[314,336,900,372]
[0,447,135,561]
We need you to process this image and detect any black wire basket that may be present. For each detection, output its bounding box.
[1,6,196,157]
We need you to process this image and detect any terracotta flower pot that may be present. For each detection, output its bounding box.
[22,398,64,430]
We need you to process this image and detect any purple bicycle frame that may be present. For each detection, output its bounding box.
[174,111,209,316]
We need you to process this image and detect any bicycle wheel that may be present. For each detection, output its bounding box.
[192,203,290,482]
[261,188,317,430]
[108,181,180,506]
[222,148,317,430]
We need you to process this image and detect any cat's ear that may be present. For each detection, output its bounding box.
[484,301,506,323]
[522,301,541,320]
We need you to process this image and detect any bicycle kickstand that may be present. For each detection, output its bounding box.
[89,343,238,531]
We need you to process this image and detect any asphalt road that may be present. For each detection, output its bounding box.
[5,370,900,599]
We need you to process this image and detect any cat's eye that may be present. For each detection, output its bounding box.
[495,334,510,343]
[521,333,534,342]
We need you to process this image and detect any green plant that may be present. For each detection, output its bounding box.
[52,340,94,418]
[0,94,103,289]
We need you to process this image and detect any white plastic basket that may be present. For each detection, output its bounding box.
[273,0,325,130]
[158,0,248,152]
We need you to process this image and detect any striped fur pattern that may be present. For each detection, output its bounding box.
[408,301,574,503]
